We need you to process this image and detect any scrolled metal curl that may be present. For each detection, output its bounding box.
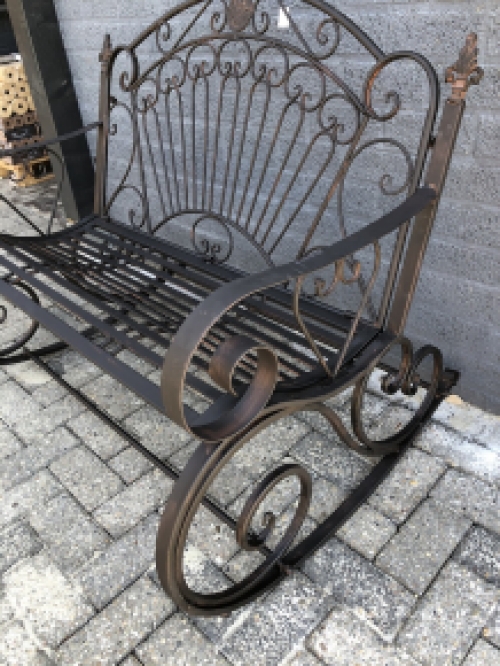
[315,17,341,59]
[0,279,40,357]
[155,17,172,55]
[351,338,444,454]
[236,463,312,552]
[191,215,234,264]
[155,410,312,615]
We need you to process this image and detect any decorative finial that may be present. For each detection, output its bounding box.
[445,33,484,102]
[227,0,256,31]
[99,34,113,64]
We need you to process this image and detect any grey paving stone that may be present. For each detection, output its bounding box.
[0,427,79,491]
[31,380,67,407]
[227,417,311,481]
[108,446,154,483]
[50,445,124,511]
[295,391,353,435]
[0,470,62,528]
[14,394,86,444]
[73,513,159,609]
[399,562,500,666]
[415,423,500,486]
[0,521,42,574]
[93,469,173,537]
[309,606,420,666]
[136,613,231,666]
[168,438,198,471]
[303,538,416,641]
[3,553,94,648]
[0,592,14,626]
[220,573,334,666]
[66,410,128,460]
[376,498,471,595]
[222,549,265,583]
[369,448,447,524]
[0,380,43,429]
[291,432,372,491]
[267,505,317,551]
[364,404,416,442]
[61,359,103,388]
[4,360,52,389]
[430,469,500,534]
[463,640,500,666]
[116,348,156,375]
[433,401,500,453]
[55,576,173,666]
[81,374,145,420]
[183,545,256,644]
[120,658,143,666]
[206,456,258,508]
[29,493,110,573]
[281,649,323,666]
[0,620,55,666]
[308,476,348,523]
[338,503,397,561]
[454,526,500,586]
[485,603,500,648]
[185,505,240,567]
[0,422,23,460]
[123,405,193,459]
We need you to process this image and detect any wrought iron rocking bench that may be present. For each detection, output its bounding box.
[0,1,482,616]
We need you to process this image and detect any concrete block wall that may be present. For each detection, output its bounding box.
[53,0,500,414]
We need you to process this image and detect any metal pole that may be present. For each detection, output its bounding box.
[5,0,95,220]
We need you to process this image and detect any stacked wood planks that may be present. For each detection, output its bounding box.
[0,60,52,186]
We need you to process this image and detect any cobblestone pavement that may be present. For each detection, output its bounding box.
[0,184,500,665]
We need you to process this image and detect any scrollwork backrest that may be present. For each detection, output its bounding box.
[101,0,438,333]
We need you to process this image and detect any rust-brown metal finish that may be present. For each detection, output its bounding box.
[0,0,482,616]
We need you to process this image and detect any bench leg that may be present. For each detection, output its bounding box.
[155,341,456,616]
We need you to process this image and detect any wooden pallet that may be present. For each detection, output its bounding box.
[0,122,41,144]
[0,145,46,165]
[0,156,53,187]
[0,111,37,132]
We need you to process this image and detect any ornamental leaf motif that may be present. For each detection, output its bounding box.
[227,0,256,31]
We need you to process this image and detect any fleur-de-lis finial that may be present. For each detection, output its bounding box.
[227,0,256,31]
[445,33,484,101]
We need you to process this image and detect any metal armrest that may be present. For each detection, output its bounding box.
[0,121,102,160]
[161,186,437,442]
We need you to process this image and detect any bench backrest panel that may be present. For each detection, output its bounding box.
[96,0,439,324]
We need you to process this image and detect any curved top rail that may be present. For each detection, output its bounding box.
[121,0,385,61]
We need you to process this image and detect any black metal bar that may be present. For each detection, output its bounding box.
[0,276,165,411]
[387,100,465,335]
[0,122,102,159]
[5,0,95,219]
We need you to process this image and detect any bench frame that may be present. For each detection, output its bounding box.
[0,2,483,616]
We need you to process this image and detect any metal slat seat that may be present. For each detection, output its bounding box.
[0,214,380,407]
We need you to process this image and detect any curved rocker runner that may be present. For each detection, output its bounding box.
[0,0,482,616]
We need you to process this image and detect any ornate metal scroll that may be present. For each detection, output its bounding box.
[351,338,444,453]
[292,241,381,378]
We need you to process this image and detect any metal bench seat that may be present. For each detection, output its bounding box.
[0,213,381,404]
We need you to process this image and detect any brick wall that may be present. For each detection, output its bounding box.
[53,0,500,414]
